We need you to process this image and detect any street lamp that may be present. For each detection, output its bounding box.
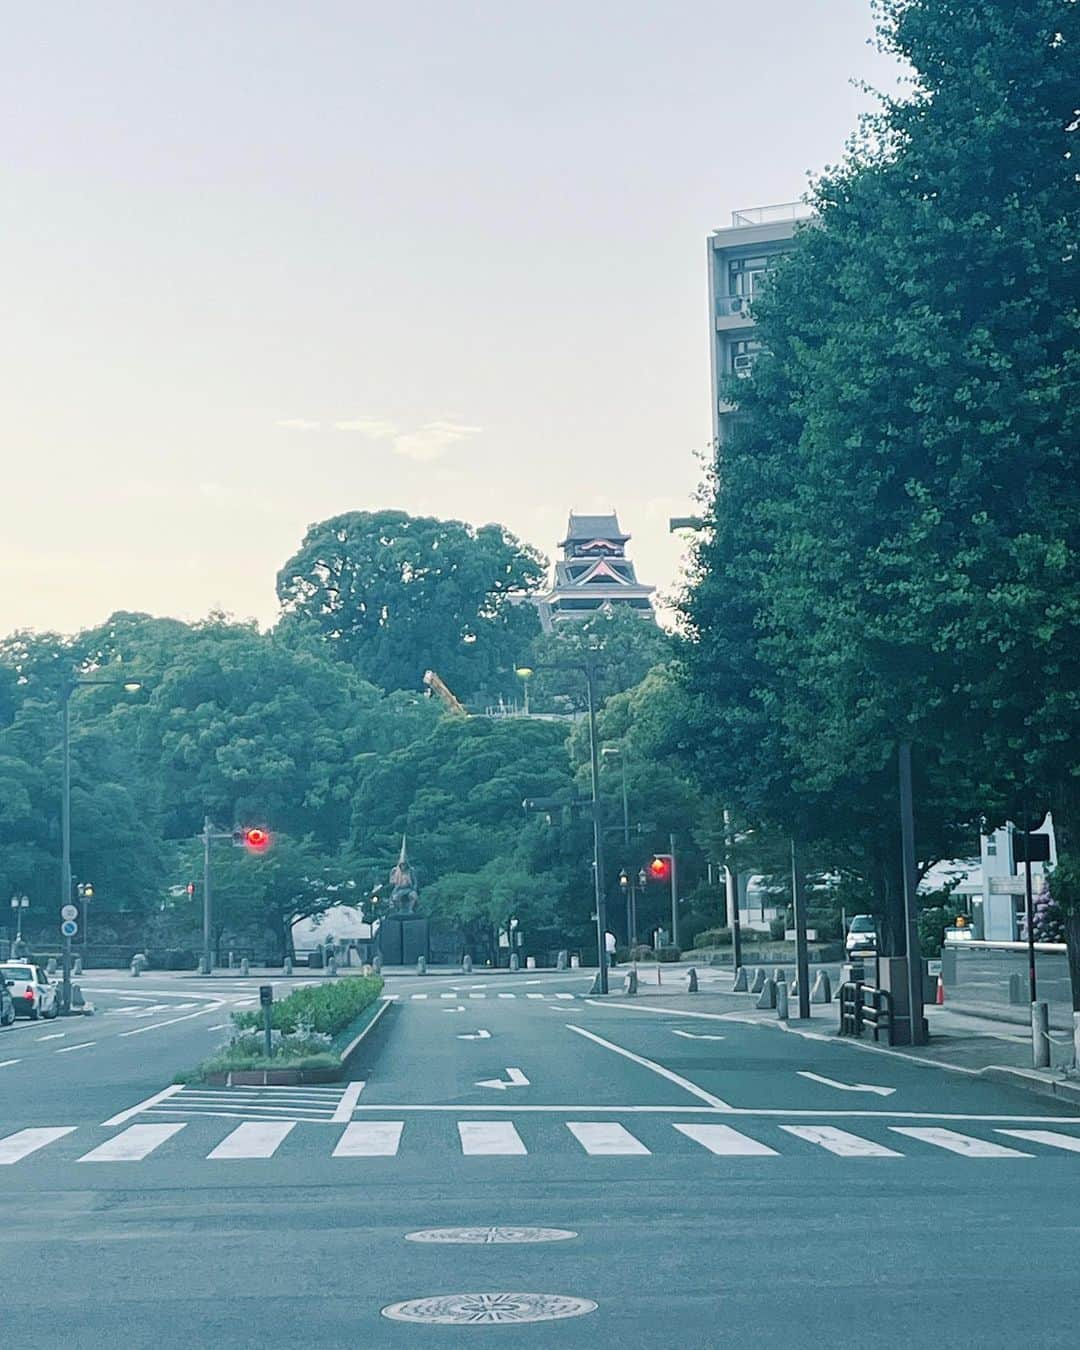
[603,746,637,946]
[516,660,608,994]
[9,895,29,945]
[60,674,144,1013]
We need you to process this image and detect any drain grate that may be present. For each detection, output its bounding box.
[405,1226,576,1245]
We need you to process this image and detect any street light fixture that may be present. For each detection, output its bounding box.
[516,659,608,994]
[60,673,145,1013]
[9,895,29,946]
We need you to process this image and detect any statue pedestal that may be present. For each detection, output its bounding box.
[378,913,430,966]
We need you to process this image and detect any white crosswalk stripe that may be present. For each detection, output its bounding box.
[468,993,486,999]
[458,1121,527,1155]
[410,994,428,1000]
[498,993,515,999]
[891,1127,1031,1157]
[567,1122,651,1156]
[781,1125,902,1157]
[208,1121,296,1159]
[0,1120,1076,1167]
[997,1129,1080,1153]
[0,1127,76,1165]
[333,1121,403,1157]
[79,1123,186,1162]
[675,1123,777,1156]
[526,993,544,999]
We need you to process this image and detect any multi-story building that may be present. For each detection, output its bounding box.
[706,202,814,445]
[535,511,655,631]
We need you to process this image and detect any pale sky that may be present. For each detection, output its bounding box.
[2,1,901,636]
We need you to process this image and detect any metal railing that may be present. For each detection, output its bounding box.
[839,981,893,1044]
[731,202,813,226]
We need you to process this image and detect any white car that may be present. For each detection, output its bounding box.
[0,963,60,1020]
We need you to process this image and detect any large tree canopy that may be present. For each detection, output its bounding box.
[276,510,546,701]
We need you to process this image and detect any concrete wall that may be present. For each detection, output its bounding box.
[943,941,1071,1017]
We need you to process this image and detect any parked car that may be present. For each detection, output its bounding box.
[0,963,59,1020]
[845,914,879,958]
[0,974,14,1027]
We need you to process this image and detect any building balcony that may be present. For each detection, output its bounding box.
[715,294,757,331]
[730,201,812,227]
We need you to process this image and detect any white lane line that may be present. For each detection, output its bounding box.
[498,993,516,999]
[207,1121,296,1159]
[566,1024,731,1110]
[675,1123,777,1156]
[440,993,457,999]
[101,1083,185,1127]
[410,994,429,1000]
[119,1002,227,1037]
[0,1059,21,1068]
[333,1121,403,1157]
[458,1121,528,1155]
[468,993,486,999]
[55,1042,96,1054]
[672,1031,726,1041]
[79,1123,185,1162]
[0,1127,77,1164]
[891,1127,1031,1157]
[798,1071,895,1097]
[568,1122,650,1155]
[332,1081,366,1123]
[781,1126,902,1157]
[555,993,573,1000]
[526,994,544,1000]
[233,999,257,1007]
[997,1129,1080,1153]
[36,1033,66,1041]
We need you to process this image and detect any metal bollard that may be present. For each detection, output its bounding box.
[1032,1000,1051,1069]
[732,966,749,992]
[776,980,789,1020]
[685,967,699,993]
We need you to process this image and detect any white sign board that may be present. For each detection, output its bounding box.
[61,904,78,921]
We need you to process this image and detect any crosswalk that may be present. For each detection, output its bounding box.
[2,1119,1080,1167]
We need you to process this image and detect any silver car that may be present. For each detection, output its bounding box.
[0,963,60,1020]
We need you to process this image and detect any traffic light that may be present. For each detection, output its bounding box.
[234,827,271,852]
[185,881,196,898]
[648,855,671,882]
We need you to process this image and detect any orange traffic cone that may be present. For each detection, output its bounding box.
[936,974,945,1005]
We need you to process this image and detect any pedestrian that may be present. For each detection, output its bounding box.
[605,930,617,967]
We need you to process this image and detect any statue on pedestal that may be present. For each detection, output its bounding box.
[387,835,419,913]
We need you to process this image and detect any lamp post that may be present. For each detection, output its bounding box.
[516,660,608,994]
[76,882,93,948]
[9,895,29,945]
[603,745,636,946]
[60,675,143,1013]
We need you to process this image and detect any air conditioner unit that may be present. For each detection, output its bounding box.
[728,297,746,314]
[732,354,754,372]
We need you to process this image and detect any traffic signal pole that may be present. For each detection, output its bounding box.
[585,664,609,994]
[669,832,679,950]
[202,816,214,974]
[60,690,73,1015]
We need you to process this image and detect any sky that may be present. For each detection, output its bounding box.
[1,0,902,636]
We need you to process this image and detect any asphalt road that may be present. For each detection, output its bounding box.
[1,967,1079,1348]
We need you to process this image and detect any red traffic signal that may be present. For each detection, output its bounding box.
[648,855,671,882]
[243,827,271,852]
[185,881,196,897]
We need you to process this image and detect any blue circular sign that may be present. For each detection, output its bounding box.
[60,919,78,937]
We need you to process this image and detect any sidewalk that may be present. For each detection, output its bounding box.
[594,963,1080,1110]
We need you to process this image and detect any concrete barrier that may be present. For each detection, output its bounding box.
[756,977,777,1010]
[197,957,208,975]
[240,958,250,977]
[72,956,83,977]
[811,971,832,1003]
[623,969,638,995]
[283,957,293,976]
[685,967,699,993]
[526,956,536,970]
[557,950,568,971]
[462,954,473,973]
[327,957,338,977]
[416,956,427,975]
[372,954,382,974]
[776,980,789,1020]
[732,966,749,992]
[570,955,580,969]
[509,953,520,972]
[46,957,57,976]
[750,968,766,994]
[773,967,787,985]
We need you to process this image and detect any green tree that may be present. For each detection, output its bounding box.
[276,510,546,701]
[523,606,671,712]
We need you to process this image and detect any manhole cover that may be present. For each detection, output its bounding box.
[405,1227,577,1245]
[381,1293,597,1325]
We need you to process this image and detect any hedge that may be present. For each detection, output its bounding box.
[231,975,384,1038]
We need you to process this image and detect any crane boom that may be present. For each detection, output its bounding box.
[422,669,468,717]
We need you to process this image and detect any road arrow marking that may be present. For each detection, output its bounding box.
[672,1030,726,1041]
[475,1067,529,1090]
[458,1030,492,1040]
[797,1071,896,1096]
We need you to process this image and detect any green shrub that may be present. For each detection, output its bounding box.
[656,945,682,962]
[768,917,787,941]
[231,974,383,1037]
[629,944,656,961]
[694,927,731,949]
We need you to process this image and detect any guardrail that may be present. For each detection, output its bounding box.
[839,981,893,1045]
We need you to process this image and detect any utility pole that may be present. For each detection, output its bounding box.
[60,691,73,1015]
[724,808,742,973]
[669,831,679,950]
[790,838,810,1019]
[202,816,214,973]
[585,664,609,994]
[898,743,927,1046]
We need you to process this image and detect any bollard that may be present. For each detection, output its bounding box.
[372,954,382,974]
[327,957,338,977]
[589,970,605,995]
[776,980,789,1020]
[228,951,235,971]
[789,978,798,997]
[240,958,250,977]
[462,954,473,973]
[685,967,699,993]
[283,957,293,976]
[811,970,832,1004]
[73,956,83,977]
[1008,973,1025,1006]
[623,969,638,996]
[750,968,766,994]
[417,956,427,975]
[362,963,373,977]
[732,966,749,992]
[657,963,662,985]
[755,977,777,1010]
[71,985,85,1009]
[526,956,536,970]
[557,950,568,971]
[570,955,580,969]
[197,956,208,975]
[130,961,140,977]
[46,957,58,976]
[509,953,520,972]
[773,968,787,986]
[1032,1001,1051,1069]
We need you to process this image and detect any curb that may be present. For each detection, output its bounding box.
[980,1065,1080,1107]
[338,995,395,1070]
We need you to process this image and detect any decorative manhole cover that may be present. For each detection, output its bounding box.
[381,1292,597,1325]
[405,1226,577,1245]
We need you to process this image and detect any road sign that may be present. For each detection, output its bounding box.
[60,919,78,937]
[259,984,273,1007]
[61,904,78,921]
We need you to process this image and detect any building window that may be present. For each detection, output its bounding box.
[728,256,770,298]
[730,339,762,377]
[985,836,997,857]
